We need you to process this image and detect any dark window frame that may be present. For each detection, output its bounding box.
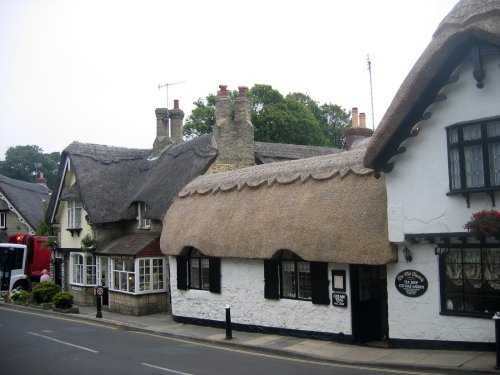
[438,244,500,319]
[176,248,220,293]
[264,251,330,305]
[446,116,500,205]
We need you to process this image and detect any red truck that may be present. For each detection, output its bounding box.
[6,234,52,290]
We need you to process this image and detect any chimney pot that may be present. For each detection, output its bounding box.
[238,86,247,97]
[352,107,359,128]
[174,99,179,110]
[219,85,228,96]
[359,112,366,129]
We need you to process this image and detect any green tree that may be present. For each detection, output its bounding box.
[183,84,350,149]
[0,145,60,190]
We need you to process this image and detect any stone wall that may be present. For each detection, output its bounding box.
[108,291,169,316]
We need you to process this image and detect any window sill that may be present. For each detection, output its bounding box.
[440,310,494,319]
[447,188,499,208]
[66,228,82,236]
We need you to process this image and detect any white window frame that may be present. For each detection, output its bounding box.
[110,257,166,295]
[0,211,6,229]
[69,252,98,286]
[137,202,150,229]
[67,200,82,229]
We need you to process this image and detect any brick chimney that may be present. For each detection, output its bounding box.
[345,107,373,150]
[153,108,172,156]
[213,85,255,169]
[169,99,184,143]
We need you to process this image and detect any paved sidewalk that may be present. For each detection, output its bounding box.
[2,302,498,373]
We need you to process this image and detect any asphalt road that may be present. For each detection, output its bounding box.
[0,307,470,375]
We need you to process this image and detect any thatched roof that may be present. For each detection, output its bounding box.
[254,141,340,163]
[48,134,218,224]
[0,173,50,231]
[161,142,396,264]
[364,0,500,171]
[95,232,160,256]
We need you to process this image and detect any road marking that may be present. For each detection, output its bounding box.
[134,331,446,375]
[28,331,99,353]
[141,363,193,375]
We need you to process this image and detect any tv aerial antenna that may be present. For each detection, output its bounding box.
[158,81,187,108]
[367,55,375,130]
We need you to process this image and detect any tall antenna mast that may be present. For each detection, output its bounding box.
[158,80,187,108]
[367,55,375,130]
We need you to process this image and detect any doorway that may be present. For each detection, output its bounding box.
[350,264,388,343]
[98,257,110,306]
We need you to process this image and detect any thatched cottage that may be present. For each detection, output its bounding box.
[363,0,500,349]
[161,0,500,350]
[46,87,339,316]
[0,173,50,241]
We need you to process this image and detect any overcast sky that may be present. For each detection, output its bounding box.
[0,0,459,159]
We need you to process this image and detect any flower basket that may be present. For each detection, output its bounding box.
[464,210,500,237]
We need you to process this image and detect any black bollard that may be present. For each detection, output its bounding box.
[95,287,103,318]
[225,305,232,340]
[494,312,500,369]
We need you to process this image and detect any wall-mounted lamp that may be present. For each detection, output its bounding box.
[403,247,413,262]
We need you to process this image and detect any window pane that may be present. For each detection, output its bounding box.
[190,258,200,289]
[464,145,484,187]
[463,124,481,140]
[297,262,311,299]
[489,142,500,186]
[201,258,210,290]
[448,128,458,144]
[282,261,296,298]
[487,121,500,137]
[449,148,461,189]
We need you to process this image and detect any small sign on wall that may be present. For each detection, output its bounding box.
[332,292,348,307]
[395,269,428,297]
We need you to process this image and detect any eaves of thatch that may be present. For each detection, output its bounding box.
[161,141,396,265]
[0,173,50,231]
[364,0,500,172]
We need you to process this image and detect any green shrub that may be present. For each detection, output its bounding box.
[53,292,74,309]
[32,281,61,304]
[9,289,31,304]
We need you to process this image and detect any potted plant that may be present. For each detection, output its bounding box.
[80,233,97,252]
[464,210,500,237]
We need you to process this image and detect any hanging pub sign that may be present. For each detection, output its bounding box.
[395,269,428,297]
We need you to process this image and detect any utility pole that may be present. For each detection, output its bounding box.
[367,55,375,130]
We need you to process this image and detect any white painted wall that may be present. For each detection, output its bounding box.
[387,56,500,242]
[387,245,495,342]
[385,55,500,343]
[169,256,352,336]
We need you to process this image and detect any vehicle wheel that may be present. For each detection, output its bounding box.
[12,279,31,291]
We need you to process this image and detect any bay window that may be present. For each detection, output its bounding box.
[70,253,98,285]
[110,257,166,294]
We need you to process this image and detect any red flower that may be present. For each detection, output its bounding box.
[464,210,500,237]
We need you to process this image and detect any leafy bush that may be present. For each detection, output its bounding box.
[32,281,61,304]
[53,292,74,309]
[7,289,32,304]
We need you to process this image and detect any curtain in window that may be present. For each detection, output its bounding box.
[484,250,500,290]
[464,145,484,188]
[489,142,500,186]
[463,250,482,288]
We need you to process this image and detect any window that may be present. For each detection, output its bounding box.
[67,200,82,229]
[447,118,500,194]
[439,246,500,317]
[264,250,330,305]
[138,258,165,292]
[111,259,135,293]
[0,211,5,229]
[137,202,150,229]
[176,247,220,293]
[70,253,98,285]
